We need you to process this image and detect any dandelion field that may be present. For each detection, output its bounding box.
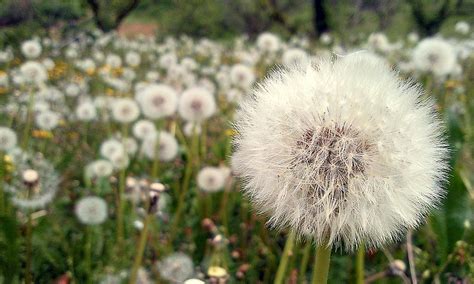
[0,20,473,284]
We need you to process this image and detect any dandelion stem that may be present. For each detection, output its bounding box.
[298,242,312,282]
[170,127,198,242]
[85,226,92,284]
[25,211,33,284]
[25,185,34,284]
[406,229,418,284]
[274,230,296,284]
[0,152,5,214]
[116,124,128,254]
[129,213,152,284]
[151,120,164,179]
[356,243,365,284]
[116,167,126,252]
[311,244,331,284]
[200,122,207,160]
[21,89,35,150]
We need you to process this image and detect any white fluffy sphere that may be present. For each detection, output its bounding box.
[35,111,60,131]
[413,37,457,77]
[21,40,42,59]
[232,53,448,250]
[76,102,97,121]
[111,98,140,123]
[132,119,157,140]
[0,127,17,151]
[142,131,179,162]
[178,87,216,122]
[197,166,226,193]
[137,84,178,119]
[75,196,108,225]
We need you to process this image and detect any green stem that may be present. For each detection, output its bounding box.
[116,124,129,253]
[151,120,164,179]
[298,242,312,282]
[356,243,365,284]
[129,214,152,284]
[200,122,207,160]
[116,167,126,251]
[274,230,296,284]
[0,152,5,214]
[85,227,92,284]
[169,128,198,242]
[21,89,35,150]
[25,212,33,284]
[311,244,332,284]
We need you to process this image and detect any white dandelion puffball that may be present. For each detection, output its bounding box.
[75,196,108,225]
[142,131,179,162]
[183,122,202,137]
[100,139,125,161]
[21,40,42,59]
[133,119,157,140]
[111,98,140,123]
[368,32,390,53]
[35,111,60,131]
[413,37,457,77]
[106,54,122,68]
[125,51,141,67]
[232,53,448,250]
[282,48,309,67]
[20,61,48,84]
[157,253,194,283]
[0,127,17,151]
[109,152,130,170]
[124,137,138,155]
[137,84,178,119]
[6,152,59,210]
[197,166,226,193]
[257,32,281,53]
[90,159,114,178]
[178,87,216,122]
[230,64,256,90]
[454,21,470,35]
[76,102,97,121]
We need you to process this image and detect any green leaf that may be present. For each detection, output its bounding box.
[430,170,470,261]
[0,215,20,282]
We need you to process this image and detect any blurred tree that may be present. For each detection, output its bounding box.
[313,0,330,36]
[406,0,453,35]
[85,0,141,32]
[0,0,34,27]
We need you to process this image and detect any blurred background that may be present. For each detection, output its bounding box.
[0,0,473,45]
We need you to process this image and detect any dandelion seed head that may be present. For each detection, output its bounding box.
[197,166,226,193]
[178,87,216,122]
[0,127,17,151]
[137,84,178,119]
[75,196,108,225]
[232,52,448,250]
[157,252,194,283]
[111,98,140,123]
[413,37,457,77]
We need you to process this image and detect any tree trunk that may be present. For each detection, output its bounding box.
[86,0,141,32]
[313,0,329,36]
[407,0,451,36]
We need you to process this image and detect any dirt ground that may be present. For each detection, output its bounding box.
[117,22,158,37]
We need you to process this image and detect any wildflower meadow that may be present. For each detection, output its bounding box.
[0,1,472,283]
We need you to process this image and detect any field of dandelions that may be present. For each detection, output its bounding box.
[0,23,473,284]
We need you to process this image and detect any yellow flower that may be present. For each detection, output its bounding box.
[207,266,227,278]
[32,130,53,139]
[445,80,461,90]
